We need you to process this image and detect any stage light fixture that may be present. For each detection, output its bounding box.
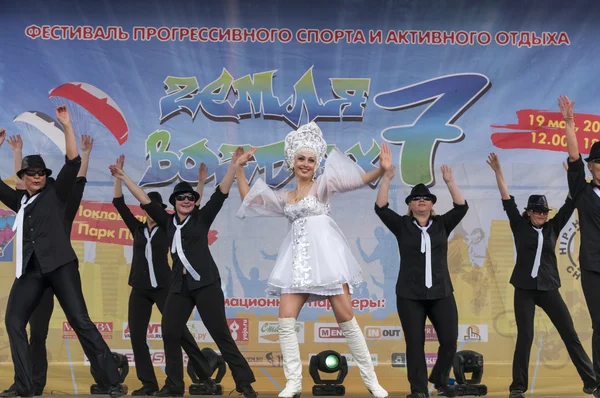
[90,352,129,395]
[188,348,226,395]
[309,350,348,396]
[452,350,487,396]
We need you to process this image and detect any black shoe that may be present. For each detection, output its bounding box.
[0,389,18,398]
[0,389,32,398]
[236,384,257,398]
[438,385,457,398]
[133,385,159,396]
[108,384,126,398]
[509,390,525,398]
[154,387,184,397]
[33,390,42,397]
[407,393,429,398]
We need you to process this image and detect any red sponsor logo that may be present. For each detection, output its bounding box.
[318,326,344,339]
[227,318,249,343]
[63,321,113,339]
[425,325,438,341]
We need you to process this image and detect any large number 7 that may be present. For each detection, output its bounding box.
[374,74,491,186]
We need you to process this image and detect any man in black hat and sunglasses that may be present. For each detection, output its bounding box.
[0,106,125,398]
[110,148,256,398]
[111,155,217,396]
[562,95,600,395]
[0,133,123,397]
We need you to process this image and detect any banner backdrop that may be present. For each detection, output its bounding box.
[0,0,599,395]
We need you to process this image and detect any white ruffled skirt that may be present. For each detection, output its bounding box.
[266,214,363,302]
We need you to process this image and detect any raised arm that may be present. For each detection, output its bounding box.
[111,155,142,233]
[78,135,93,178]
[374,165,403,236]
[56,105,78,160]
[197,150,243,227]
[64,135,95,226]
[362,142,391,184]
[196,162,207,205]
[441,165,465,205]
[110,165,151,205]
[7,135,25,190]
[235,148,257,201]
[559,95,579,162]
[217,147,243,194]
[440,165,468,233]
[0,129,22,211]
[113,155,124,199]
[110,161,171,229]
[550,196,575,235]
[486,153,510,200]
[54,106,81,202]
[376,165,395,208]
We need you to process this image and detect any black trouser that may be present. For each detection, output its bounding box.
[128,287,212,389]
[581,268,600,386]
[4,257,121,395]
[510,287,596,392]
[24,287,54,393]
[161,279,255,394]
[396,294,458,393]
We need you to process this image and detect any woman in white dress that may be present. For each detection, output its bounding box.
[235,122,391,398]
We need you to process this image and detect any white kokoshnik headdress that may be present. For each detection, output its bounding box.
[284,122,327,172]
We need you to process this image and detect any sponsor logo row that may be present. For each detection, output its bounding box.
[64,321,488,343]
[84,349,378,368]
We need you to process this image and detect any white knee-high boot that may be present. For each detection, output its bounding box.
[278,318,302,398]
[339,317,388,398]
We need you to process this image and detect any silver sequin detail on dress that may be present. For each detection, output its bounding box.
[284,196,330,288]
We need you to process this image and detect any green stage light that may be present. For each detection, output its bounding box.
[325,354,339,369]
[310,350,348,396]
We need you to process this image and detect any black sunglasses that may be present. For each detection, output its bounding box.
[24,170,47,177]
[175,193,196,202]
[411,196,432,202]
[531,209,549,215]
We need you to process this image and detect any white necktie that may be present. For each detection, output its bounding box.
[171,217,201,281]
[413,220,433,288]
[531,226,544,278]
[12,194,40,278]
[144,227,159,288]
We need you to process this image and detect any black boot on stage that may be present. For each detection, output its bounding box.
[509,390,524,398]
[132,385,159,396]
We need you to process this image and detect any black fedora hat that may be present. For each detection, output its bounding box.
[16,155,52,179]
[585,141,600,162]
[168,182,199,206]
[405,183,437,205]
[525,195,549,212]
[148,191,167,209]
